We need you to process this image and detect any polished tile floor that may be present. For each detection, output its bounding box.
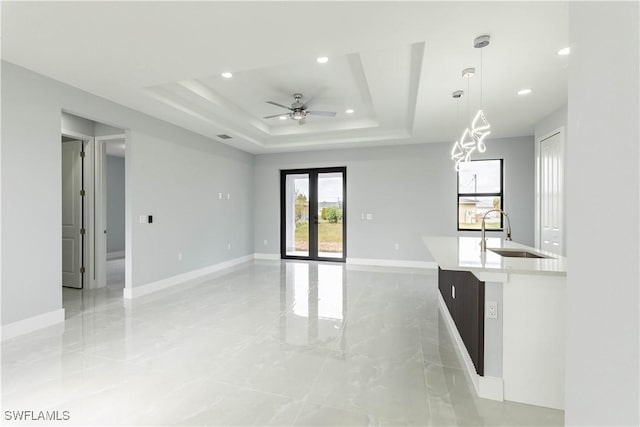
[2,261,563,426]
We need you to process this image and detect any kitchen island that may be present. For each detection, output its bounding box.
[423,236,567,410]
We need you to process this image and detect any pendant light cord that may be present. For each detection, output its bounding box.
[467,76,470,121]
[480,48,484,110]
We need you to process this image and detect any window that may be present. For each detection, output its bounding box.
[457,159,504,231]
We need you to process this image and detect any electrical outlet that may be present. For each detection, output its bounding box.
[227,193,231,200]
[361,213,365,220]
[218,192,223,200]
[487,301,498,319]
[394,243,400,250]
[263,240,268,246]
[366,213,373,220]
[452,285,456,299]
[178,252,183,261]
[227,243,231,250]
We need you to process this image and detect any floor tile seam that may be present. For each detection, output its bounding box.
[416,320,435,425]
[295,399,385,425]
[69,350,162,369]
[290,351,333,426]
[61,325,259,358]
[340,277,370,326]
[2,376,125,412]
[421,358,467,373]
[210,378,304,403]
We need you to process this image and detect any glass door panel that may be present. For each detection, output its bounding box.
[281,167,346,261]
[317,172,344,259]
[284,173,310,257]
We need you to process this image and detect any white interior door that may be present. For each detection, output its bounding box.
[540,131,564,255]
[62,139,84,288]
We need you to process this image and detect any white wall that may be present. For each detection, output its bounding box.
[1,61,254,326]
[106,155,125,254]
[565,3,639,425]
[254,136,535,262]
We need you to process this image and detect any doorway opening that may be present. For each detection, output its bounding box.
[103,139,126,290]
[280,167,346,261]
[61,112,126,316]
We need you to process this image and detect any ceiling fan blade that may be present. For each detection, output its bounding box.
[301,95,313,108]
[266,101,292,110]
[306,111,336,117]
[263,113,289,119]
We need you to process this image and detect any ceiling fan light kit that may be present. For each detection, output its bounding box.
[451,35,492,171]
[264,93,336,125]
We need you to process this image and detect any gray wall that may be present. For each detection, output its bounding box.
[106,155,125,254]
[61,112,124,138]
[1,61,254,326]
[61,111,95,136]
[254,136,535,262]
[534,105,567,142]
[565,2,639,425]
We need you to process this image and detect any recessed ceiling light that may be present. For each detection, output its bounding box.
[517,88,533,95]
[557,47,570,56]
[279,116,287,120]
[221,72,233,78]
[345,109,354,114]
[316,56,329,64]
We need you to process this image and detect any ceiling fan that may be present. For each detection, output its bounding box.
[263,93,336,125]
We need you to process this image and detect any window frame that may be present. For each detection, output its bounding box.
[456,159,504,232]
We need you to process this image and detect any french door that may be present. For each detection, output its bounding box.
[280,167,346,262]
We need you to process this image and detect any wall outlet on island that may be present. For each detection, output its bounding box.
[487,301,498,319]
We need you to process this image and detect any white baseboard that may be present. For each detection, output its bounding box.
[438,294,504,401]
[2,309,65,341]
[123,254,254,299]
[346,258,437,269]
[107,250,125,260]
[254,253,280,260]
[122,254,436,300]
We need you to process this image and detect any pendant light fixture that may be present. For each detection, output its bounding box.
[451,66,476,171]
[471,35,491,153]
[451,35,492,171]
[450,90,466,171]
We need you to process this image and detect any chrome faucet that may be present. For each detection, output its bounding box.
[480,209,512,251]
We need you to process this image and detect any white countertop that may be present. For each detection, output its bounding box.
[423,236,567,276]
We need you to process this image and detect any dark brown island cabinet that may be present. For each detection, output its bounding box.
[438,267,485,376]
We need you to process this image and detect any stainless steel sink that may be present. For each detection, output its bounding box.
[488,248,552,259]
